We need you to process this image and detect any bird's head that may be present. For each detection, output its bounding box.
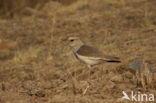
[68,37,84,51]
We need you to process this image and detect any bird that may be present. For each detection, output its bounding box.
[68,37,120,76]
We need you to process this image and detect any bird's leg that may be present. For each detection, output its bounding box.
[88,65,92,78]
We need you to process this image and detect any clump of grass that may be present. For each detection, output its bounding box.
[13,45,45,64]
[17,69,35,81]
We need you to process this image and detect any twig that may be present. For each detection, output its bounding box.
[83,85,90,95]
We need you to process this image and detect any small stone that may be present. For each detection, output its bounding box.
[35,90,45,97]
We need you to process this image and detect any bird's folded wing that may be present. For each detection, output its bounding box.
[77,45,120,61]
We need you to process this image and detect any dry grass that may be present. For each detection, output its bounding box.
[0,0,156,103]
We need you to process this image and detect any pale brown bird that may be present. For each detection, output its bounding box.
[68,37,120,75]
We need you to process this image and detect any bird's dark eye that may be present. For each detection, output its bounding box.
[70,39,74,42]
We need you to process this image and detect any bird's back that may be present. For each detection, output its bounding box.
[77,45,120,62]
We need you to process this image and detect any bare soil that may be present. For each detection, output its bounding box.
[0,0,156,103]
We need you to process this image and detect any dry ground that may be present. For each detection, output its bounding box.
[0,0,156,103]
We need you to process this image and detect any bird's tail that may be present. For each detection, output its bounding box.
[106,57,121,63]
[107,60,121,63]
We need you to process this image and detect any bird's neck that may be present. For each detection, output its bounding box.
[72,43,83,53]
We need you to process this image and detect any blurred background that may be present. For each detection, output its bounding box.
[0,0,156,103]
[0,0,78,17]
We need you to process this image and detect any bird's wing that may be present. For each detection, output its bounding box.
[77,45,120,61]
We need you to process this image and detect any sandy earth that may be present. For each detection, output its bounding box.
[0,0,156,103]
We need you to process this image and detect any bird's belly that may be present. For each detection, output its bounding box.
[77,54,102,65]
